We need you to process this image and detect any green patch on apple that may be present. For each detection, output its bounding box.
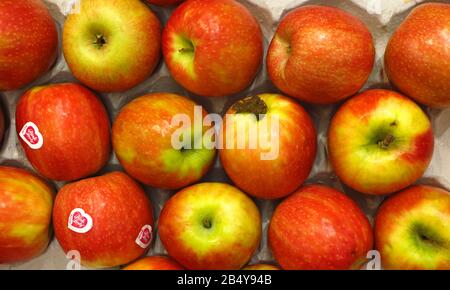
[411,222,448,250]
[161,146,214,179]
[382,208,450,268]
[176,200,256,257]
[162,130,215,178]
[8,224,48,245]
[115,147,137,164]
[0,179,53,205]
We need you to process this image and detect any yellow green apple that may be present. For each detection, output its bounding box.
[328,89,434,195]
[158,183,262,270]
[63,0,161,92]
[375,185,450,269]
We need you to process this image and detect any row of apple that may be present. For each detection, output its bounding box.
[3,83,436,198]
[1,0,449,108]
[1,163,449,270]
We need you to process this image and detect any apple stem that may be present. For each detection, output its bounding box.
[179,47,193,53]
[203,218,212,229]
[177,37,195,54]
[378,134,395,149]
[93,34,107,49]
[232,95,268,121]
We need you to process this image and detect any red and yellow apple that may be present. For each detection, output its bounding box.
[219,94,317,199]
[385,3,450,108]
[0,0,58,91]
[328,89,434,195]
[242,264,280,270]
[267,5,375,104]
[375,185,450,270]
[162,0,263,97]
[16,83,110,182]
[112,93,215,189]
[63,0,161,92]
[123,256,184,270]
[53,171,154,269]
[147,0,184,6]
[0,166,54,263]
[158,182,262,270]
[268,185,373,270]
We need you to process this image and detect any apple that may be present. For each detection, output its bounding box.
[328,89,434,195]
[112,93,215,189]
[267,5,375,104]
[375,185,450,270]
[242,264,280,270]
[0,166,54,263]
[158,182,262,270]
[0,0,58,91]
[385,3,450,108]
[147,0,184,6]
[219,94,317,199]
[16,83,110,182]
[162,0,263,97]
[63,0,161,92]
[53,171,154,269]
[123,256,184,270]
[268,184,373,270]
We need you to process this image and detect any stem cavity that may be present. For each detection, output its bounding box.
[378,134,395,149]
[93,34,106,49]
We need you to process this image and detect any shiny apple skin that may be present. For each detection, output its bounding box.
[112,93,215,190]
[268,185,373,270]
[53,172,154,269]
[16,83,111,182]
[0,0,58,91]
[267,5,375,104]
[385,3,450,108]
[162,0,263,97]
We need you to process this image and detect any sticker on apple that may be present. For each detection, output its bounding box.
[19,122,44,150]
[135,225,153,249]
[68,208,93,234]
